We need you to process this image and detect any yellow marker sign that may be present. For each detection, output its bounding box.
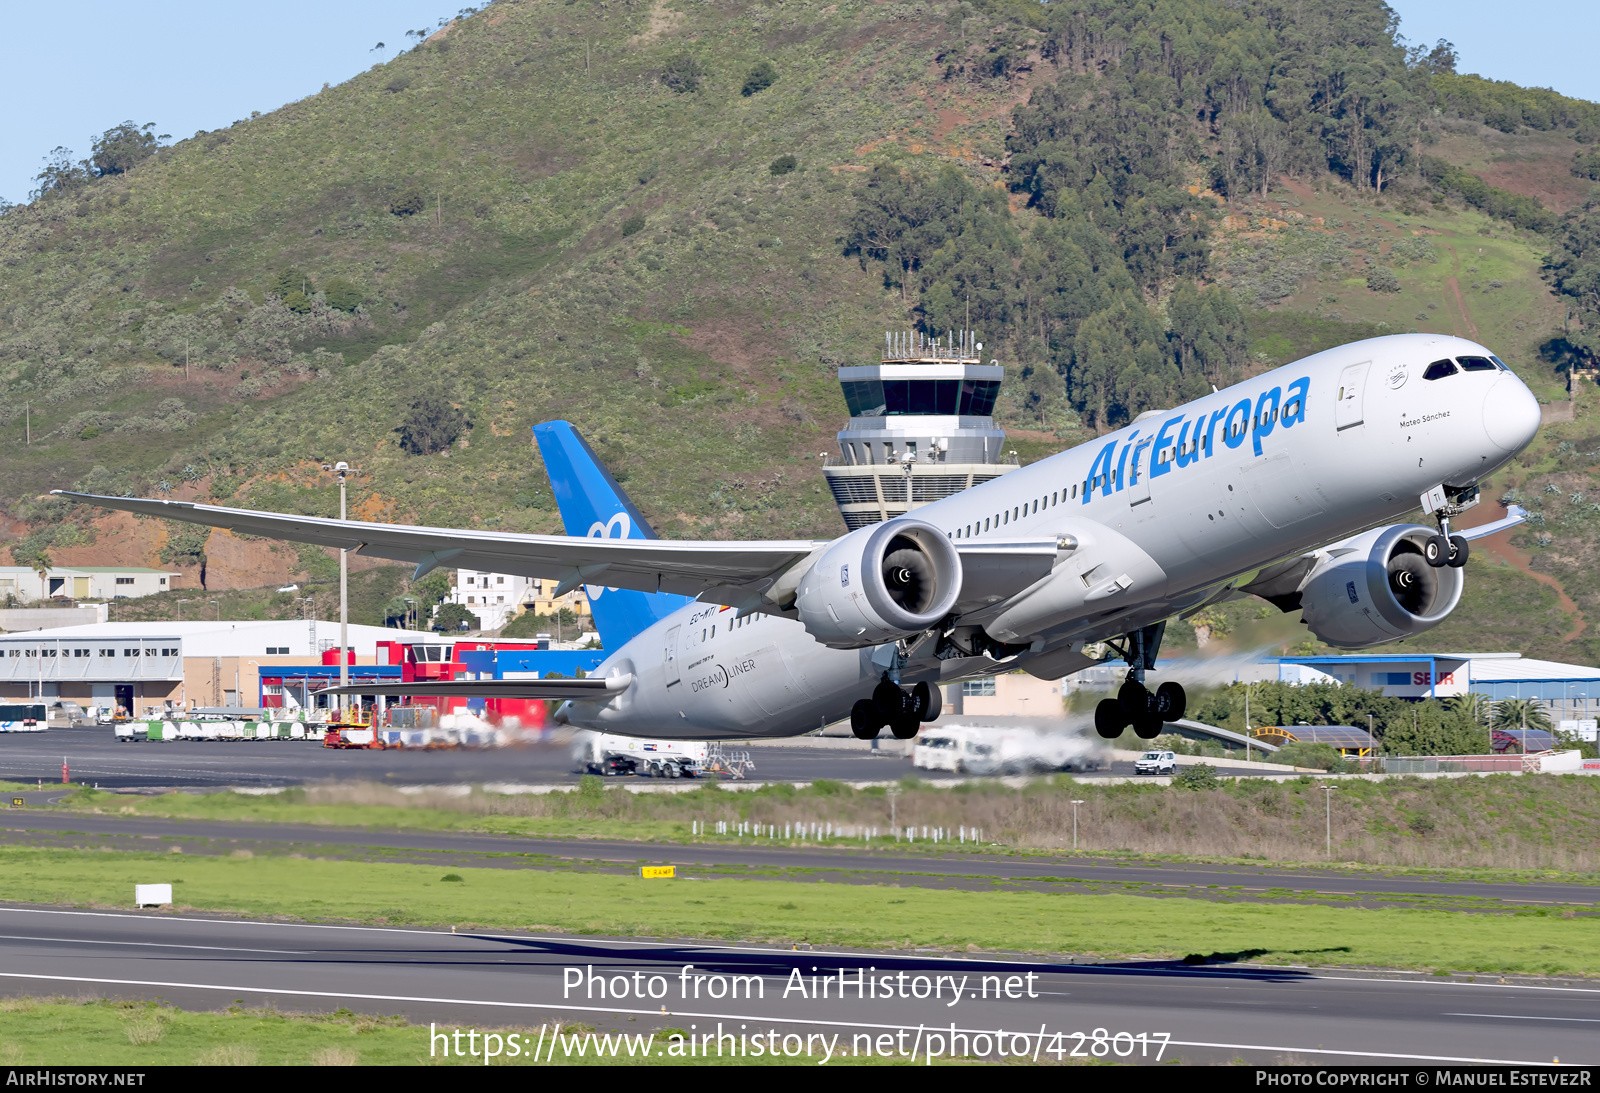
[640,866,675,879]
[9,798,22,808]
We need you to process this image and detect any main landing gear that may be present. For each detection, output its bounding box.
[851,677,939,740]
[1093,621,1187,741]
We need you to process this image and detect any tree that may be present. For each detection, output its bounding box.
[1366,267,1402,293]
[396,394,469,455]
[769,155,797,176]
[1493,698,1552,733]
[30,147,89,200]
[432,602,476,632]
[661,54,704,93]
[741,60,778,96]
[268,268,313,299]
[322,276,364,312]
[89,121,160,176]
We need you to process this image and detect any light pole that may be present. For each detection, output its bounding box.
[1321,785,1336,858]
[1071,799,1085,850]
[334,461,350,719]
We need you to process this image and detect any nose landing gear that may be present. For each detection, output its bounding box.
[1422,485,1474,569]
[852,677,940,740]
[1092,622,1186,740]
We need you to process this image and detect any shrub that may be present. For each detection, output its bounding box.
[661,54,704,93]
[1172,763,1219,790]
[1366,266,1402,293]
[1271,740,1344,771]
[396,394,468,455]
[322,276,364,312]
[742,60,778,96]
[1574,150,1600,181]
[769,154,797,176]
[620,214,646,237]
[281,289,313,314]
[389,186,426,216]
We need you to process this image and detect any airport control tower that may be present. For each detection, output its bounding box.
[822,329,1019,530]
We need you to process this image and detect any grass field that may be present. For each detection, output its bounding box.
[0,999,857,1067]
[57,769,1600,874]
[2,846,1590,976]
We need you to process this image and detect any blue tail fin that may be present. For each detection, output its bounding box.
[533,421,691,649]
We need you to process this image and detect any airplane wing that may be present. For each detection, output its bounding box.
[55,491,1065,612]
[312,676,631,700]
[53,491,823,604]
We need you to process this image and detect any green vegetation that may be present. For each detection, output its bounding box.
[3,845,1593,974]
[57,768,1600,872]
[0,999,855,1067]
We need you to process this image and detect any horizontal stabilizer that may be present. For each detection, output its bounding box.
[1458,504,1527,541]
[312,675,631,700]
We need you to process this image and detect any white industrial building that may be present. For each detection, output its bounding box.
[0,620,429,715]
[0,566,180,602]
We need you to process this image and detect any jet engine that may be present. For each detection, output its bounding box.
[793,518,962,648]
[1298,524,1464,649]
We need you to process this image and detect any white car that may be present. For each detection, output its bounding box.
[1134,750,1176,776]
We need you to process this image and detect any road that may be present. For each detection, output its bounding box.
[0,907,1590,1065]
[0,725,1272,790]
[2,811,1591,910]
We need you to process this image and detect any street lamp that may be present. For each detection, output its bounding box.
[1320,785,1336,858]
[333,461,350,719]
[1070,799,1085,851]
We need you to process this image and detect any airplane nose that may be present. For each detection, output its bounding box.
[1483,372,1541,452]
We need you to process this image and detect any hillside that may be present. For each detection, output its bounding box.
[3,0,1600,658]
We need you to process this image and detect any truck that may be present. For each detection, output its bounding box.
[913,724,1106,775]
[572,731,706,778]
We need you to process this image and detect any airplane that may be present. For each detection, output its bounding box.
[56,332,1537,742]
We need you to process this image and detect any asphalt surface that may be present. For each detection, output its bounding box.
[0,724,1273,790]
[0,907,1591,1065]
[2,811,1592,910]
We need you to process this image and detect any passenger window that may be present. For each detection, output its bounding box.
[1423,359,1459,381]
[1457,355,1496,372]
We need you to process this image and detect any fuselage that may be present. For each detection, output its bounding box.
[564,334,1540,739]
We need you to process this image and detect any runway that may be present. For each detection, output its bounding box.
[3,810,1593,910]
[0,724,1274,790]
[0,907,1590,1065]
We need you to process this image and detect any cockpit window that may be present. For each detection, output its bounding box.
[1489,355,1509,371]
[1423,359,1459,381]
[1457,355,1496,372]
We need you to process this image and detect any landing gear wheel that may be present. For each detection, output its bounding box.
[912,680,939,722]
[850,699,884,740]
[1154,681,1187,723]
[1094,698,1129,739]
[1424,533,1450,568]
[1118,679,1152,719]
[1132,714,1164,740]
[889,716,921,740]
[873,677,905,717]
[1447,534,1470,569]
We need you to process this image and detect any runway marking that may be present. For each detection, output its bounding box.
[0,970,1562,1065]
[0,933,309,955]
[1445,1013,1600,1023]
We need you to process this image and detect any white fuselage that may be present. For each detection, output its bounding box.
[562,334,1539,739]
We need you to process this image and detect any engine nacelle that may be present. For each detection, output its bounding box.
[1299,524,1464,649]
[794,519,962,649]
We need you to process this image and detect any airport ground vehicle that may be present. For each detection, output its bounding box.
[1134,750,1177,776]
[572,732,705,777]
[913,724,1104,775]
